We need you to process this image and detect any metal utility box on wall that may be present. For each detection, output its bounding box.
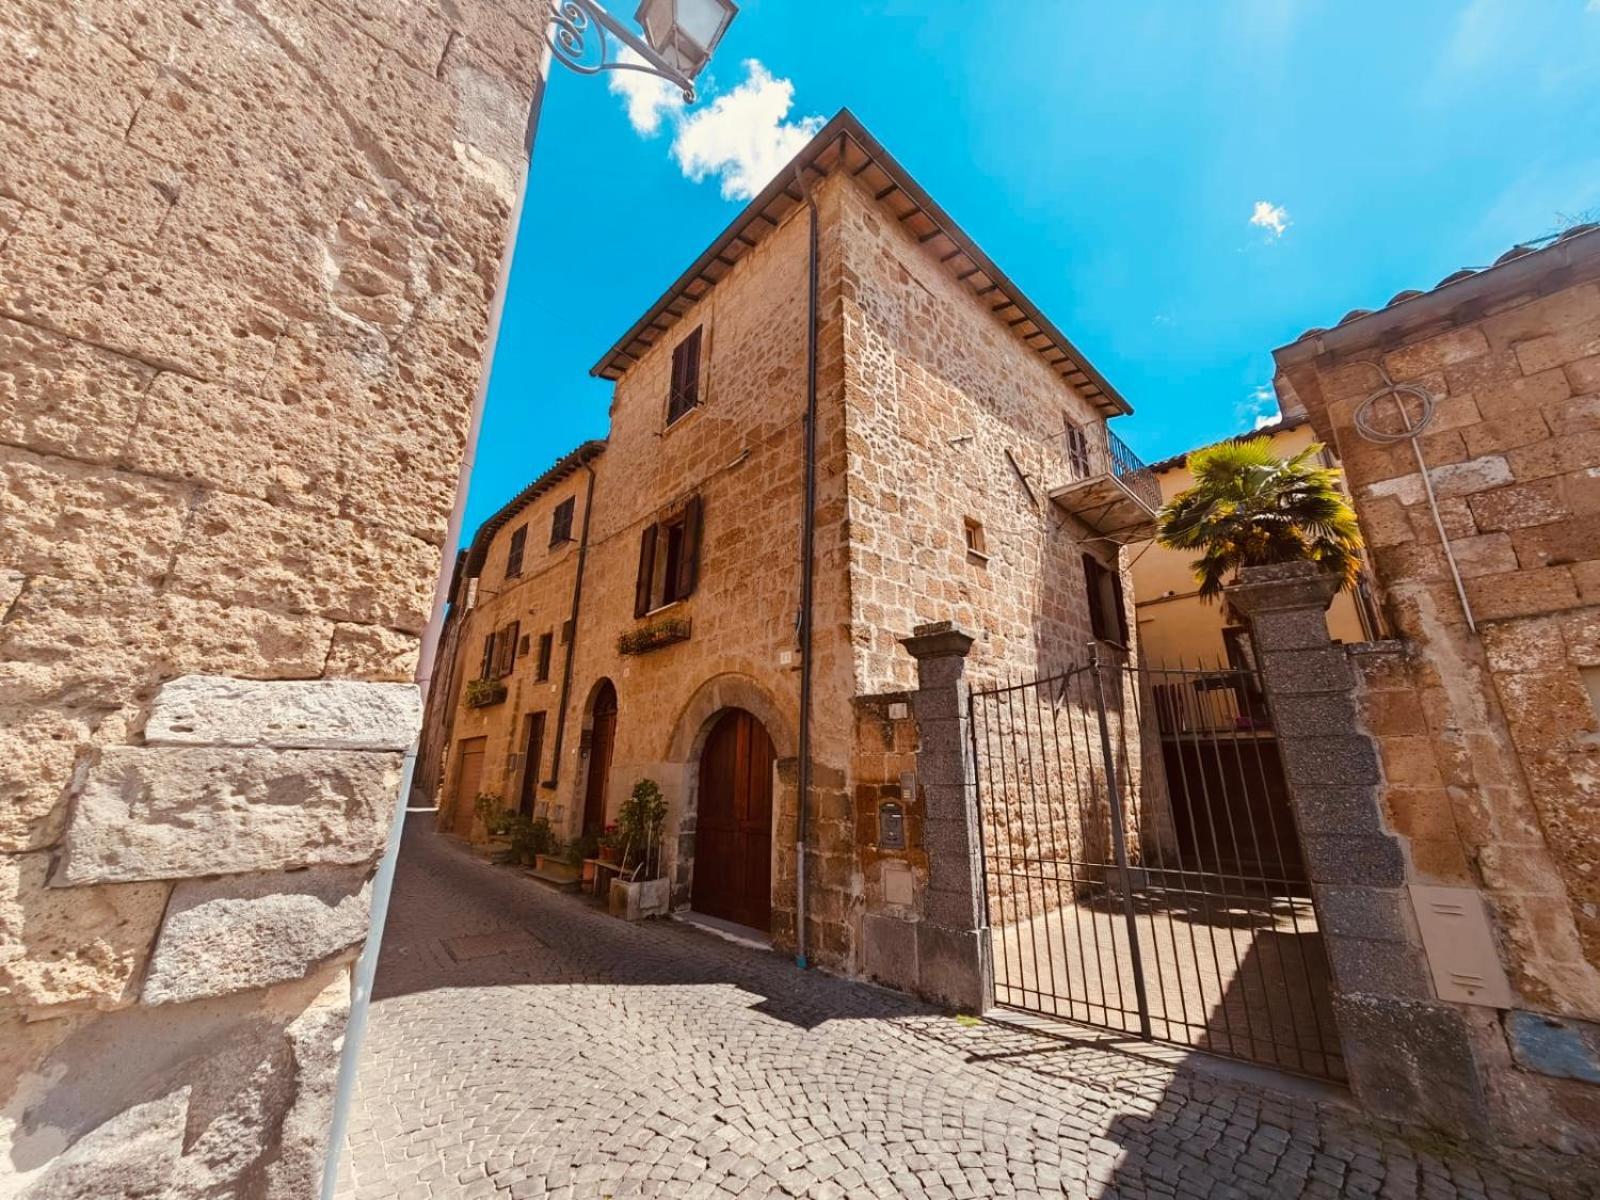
[1410,885,1514,1008]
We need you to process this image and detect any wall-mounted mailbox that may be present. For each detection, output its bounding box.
[878,801,905,850]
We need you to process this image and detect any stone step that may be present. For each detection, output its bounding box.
[524,864,582,893]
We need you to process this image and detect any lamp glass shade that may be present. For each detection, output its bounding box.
[634,0,736,79]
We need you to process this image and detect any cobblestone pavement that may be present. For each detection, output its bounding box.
[336,816,1591,1199]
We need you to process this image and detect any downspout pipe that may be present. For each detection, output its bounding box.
[546,456,598,788]
[793,164,820,971]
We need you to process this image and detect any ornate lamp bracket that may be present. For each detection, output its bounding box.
[547,0,697,102]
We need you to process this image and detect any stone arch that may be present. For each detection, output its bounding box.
[663,674,795,916]
[665,672,795,764]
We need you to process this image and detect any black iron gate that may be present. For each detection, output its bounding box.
[970,650,1344,1081]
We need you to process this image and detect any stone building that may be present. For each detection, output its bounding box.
[1132,415,1379,669]
[2,1,541,1194]
[424,111,1152,986]
[1267,222,1600,1150]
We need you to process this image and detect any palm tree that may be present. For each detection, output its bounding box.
[1158,436,1364,601]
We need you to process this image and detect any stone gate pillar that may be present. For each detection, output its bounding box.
[1226,562,1492,1137]
[861,621,993,1012]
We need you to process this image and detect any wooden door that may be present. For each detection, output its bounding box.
[451,737,486,838]
[691,709,774,931]
[582,681,617,836]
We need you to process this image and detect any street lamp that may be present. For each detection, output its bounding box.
[548,0,738,102]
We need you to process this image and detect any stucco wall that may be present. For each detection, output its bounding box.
[1,1,537,1192]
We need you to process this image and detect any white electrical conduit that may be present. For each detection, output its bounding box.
[1348,360,1477,632]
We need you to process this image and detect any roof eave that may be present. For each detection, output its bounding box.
[589,109,1132,419]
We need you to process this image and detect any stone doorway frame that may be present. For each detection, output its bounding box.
[664,674,796,916]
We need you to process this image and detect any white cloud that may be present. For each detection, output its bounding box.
[609,57,823,202]
[1241,384,1282,430]
[607,48,681,136]
[670,61,824,201]
[1249,200,1290,238]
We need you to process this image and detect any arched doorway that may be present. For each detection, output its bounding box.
[582,680,617,837]
[691,708,774,932]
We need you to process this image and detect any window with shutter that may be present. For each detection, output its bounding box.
[536,632,553,681]
[1083,553,1128,646]
[667,326,703,425]
[633,496,704,615]
[506,525,527,577]
[1065,418,1092,480]
[550,496,575,546]
[479,632,496,681]
[496,621,520,677]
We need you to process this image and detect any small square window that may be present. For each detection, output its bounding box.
[963,517,988,561]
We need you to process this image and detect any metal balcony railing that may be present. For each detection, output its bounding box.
[1055,425,1161,512]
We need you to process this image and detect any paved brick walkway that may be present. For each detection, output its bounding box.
[335,816,1590,1199]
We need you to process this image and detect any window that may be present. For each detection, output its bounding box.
[550,496,575,546]
[477,625,519,681]
[505,525,527,578]
[1065,418,1092,480]
[634,494,704,616]
[493,620,520,677]
[1083,553,1128,646]
[667,326,703,425]
[963,517,987,561]
[536,632,553,681]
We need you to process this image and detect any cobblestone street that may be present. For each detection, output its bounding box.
[336,817,1591,1199]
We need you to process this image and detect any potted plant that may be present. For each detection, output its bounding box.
[473,793,511,854]
[608,778,671,921]
[464,677,507,708]
[596,823,623,864]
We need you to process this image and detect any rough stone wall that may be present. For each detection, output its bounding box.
[832,171,1147,930]
[1,0,538,1192]
[832,174,1123,693]
[438,184,861,967]
[1275,238,1600,1151]
[437,478,592,832]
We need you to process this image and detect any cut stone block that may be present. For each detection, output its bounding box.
[142,867,371,1005]
[55,746,399,886]
[145,674,421,750]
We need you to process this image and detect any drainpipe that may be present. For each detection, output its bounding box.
[793,164,820,970]
[546,456,598,789]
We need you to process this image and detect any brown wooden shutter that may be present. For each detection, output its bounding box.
[1083,553,1106,642]
[502,621,521,675]
[668,326,702,423]
[480,632,496,680]
[677,494,702,599]
[1109,569,1128,645]
[634,523,658,617]
[682,327,701,410]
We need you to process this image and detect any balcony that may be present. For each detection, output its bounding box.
[1047,426,1160,543]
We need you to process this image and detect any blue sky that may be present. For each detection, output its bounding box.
[463,0,1600,537]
